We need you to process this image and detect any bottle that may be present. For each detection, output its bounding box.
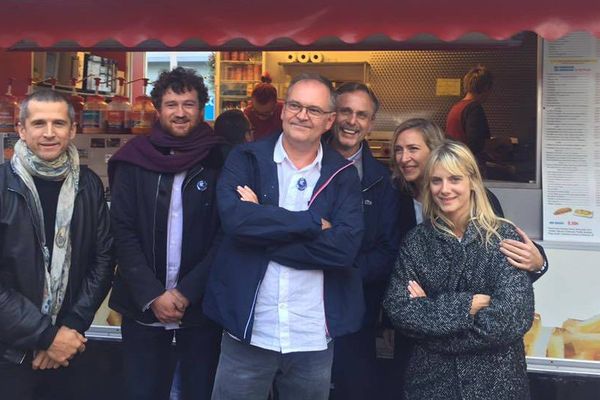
[68,78,85,133]
[106,77,131,134]
[130,78,156,135]
[12,78,31,129]
[82,77,108,134]
[0,78,18,133]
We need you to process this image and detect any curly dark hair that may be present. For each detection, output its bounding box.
[150,67,209,109]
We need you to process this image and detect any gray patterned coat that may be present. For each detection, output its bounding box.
[383,220,534,400]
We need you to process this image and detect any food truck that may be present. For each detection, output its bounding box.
[1,0,599,398]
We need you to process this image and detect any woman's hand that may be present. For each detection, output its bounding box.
[237,185,258,204]
[469,294,491,315]
[407,280,427,298]
[500,226,544,272]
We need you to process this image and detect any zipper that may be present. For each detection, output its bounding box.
[308,161,356,208]
[362,176,383,193]
[323,283,330,338]
[8,188,45,259]
[9,188,49,305]
[183,166,205,191]
[243,279,262,340]
[152,174,161,275]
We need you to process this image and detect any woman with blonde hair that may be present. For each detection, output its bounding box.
[383,140,534,400]
[391,118,546,273]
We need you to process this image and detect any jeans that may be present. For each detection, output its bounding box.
[121,317,221,400]
[212,333,333,400]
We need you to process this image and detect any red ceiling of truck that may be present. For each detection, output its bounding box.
[1,0,599,49]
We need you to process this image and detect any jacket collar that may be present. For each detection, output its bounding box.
[359,141,385,191]
[428,218,481,247]
[244,133,351,179]
[242,133,353,205]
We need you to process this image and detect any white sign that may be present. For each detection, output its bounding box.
[542,32,600,243]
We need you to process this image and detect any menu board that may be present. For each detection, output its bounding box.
[533,32,600,369]
[542,32,600,243]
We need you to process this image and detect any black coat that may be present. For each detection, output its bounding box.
[109,146,224,326]
[384,221,534,400]
[0,164,114,362]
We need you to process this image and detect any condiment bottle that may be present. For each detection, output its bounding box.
[68,78,85,133]
[106,77,131,134]
[130,78,156,135]
[0,78,18,133]
[82,77,107,134]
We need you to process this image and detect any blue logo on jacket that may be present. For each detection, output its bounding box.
[196,180,208,191]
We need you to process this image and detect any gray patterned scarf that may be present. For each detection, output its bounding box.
[11,140,79,324]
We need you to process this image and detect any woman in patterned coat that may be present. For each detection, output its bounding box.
[383,140,534,400]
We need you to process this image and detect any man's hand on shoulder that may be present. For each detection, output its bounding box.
[500,226,544,272]
[46,326,87,366]
[150,291,185,323]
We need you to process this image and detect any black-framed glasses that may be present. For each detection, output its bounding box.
[284,101,334,119]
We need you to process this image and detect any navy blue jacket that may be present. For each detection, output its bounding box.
[203,134,365,341]
[353,142,403,328]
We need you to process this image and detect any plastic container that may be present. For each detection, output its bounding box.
[0,78,18,133]
[68,78,85,133]
[106,77,131,134]
[130,78,156,135]
[82,78,107,134]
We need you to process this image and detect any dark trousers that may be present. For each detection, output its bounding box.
[330,327,379,400]
[0,348,91,400]
[121,317,221,400]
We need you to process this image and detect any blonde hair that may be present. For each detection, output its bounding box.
[390,118,445,193]
[422,140,507,246]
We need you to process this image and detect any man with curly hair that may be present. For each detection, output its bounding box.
[108,67,225,400]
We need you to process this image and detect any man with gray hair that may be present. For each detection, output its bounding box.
[204,73,365,399]
[0,90,114,399]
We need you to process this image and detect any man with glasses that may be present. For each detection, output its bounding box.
[326,83,403,399]
[204,73,365,400]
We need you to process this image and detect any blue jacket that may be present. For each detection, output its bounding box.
[353,142,402,328]
[203,134,365,342]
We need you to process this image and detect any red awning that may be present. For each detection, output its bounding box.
[2,0,600,49]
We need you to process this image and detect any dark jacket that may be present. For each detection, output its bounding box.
[396,186,548,282]
[353,142,402,328]
[383,221,534,400]
[0,164,114,363]
[109,146,224,325]
[203,134,365,341]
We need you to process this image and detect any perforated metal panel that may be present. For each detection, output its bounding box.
[368,34,538,146]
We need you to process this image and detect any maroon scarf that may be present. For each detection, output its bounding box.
[108,121,224,185]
